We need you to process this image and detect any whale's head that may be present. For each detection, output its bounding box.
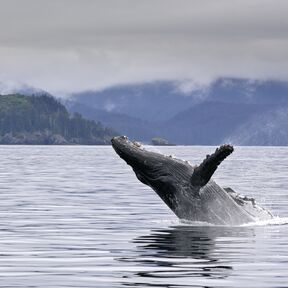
[111,136,196,213]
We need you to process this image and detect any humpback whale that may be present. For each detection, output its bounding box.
[111,136,273,225]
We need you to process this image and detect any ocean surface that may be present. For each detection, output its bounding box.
[0,145,287,288]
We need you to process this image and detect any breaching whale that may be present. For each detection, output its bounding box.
[111,136,273,225]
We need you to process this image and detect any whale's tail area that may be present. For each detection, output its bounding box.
[191,145,234,188]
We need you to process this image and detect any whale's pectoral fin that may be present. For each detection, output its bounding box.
[191,144,234,187]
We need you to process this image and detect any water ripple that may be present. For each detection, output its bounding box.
[0,145,287,287]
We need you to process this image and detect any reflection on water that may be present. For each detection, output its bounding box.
[119,226,256,287]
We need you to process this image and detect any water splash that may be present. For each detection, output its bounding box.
[153,217,288,227]
[241,217,288,227]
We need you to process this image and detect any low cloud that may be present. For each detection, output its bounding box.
[0,0,287,95]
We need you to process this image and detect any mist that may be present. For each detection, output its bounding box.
[0,0,287,95]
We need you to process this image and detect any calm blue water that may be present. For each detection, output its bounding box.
[0,145,287,288]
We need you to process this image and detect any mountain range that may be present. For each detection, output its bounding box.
[68,78,288,145]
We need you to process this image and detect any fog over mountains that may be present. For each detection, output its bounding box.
[0,81,49,97]
[1,1,287,146]
[68,78,288,146]
[2,77,287,145]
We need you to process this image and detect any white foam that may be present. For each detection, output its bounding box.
[241,217,288,227]
[152,217,288,227]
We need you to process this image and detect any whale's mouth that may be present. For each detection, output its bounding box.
[111,135,193,191]
[111,136,188,211]
[111,136,148,167]
[111,136,181,172]
[111,136,143,153]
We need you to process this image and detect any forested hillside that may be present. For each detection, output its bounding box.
[0,94,116,144]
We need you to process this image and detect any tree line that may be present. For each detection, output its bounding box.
[0,94,117,144]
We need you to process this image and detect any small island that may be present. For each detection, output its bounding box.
[0,94,117,145]
[151,137,175,146]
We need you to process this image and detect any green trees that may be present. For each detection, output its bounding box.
[0,94,116,144]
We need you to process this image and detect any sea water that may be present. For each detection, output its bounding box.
[0,145,287,287]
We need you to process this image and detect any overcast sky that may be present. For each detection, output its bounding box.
[0,0,287,95]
